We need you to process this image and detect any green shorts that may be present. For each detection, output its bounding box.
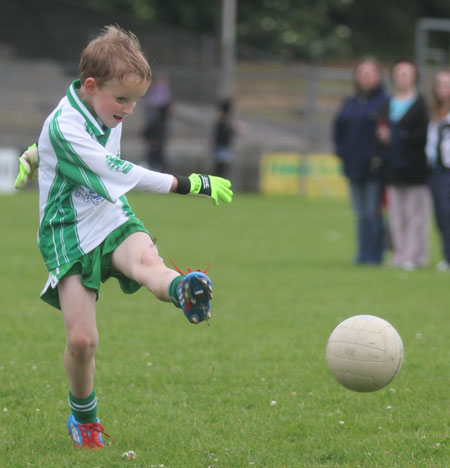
[40,218,150,310]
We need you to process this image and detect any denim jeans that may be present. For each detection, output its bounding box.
[349,180,385,264]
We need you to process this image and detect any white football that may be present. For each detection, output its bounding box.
[326,315,404,392]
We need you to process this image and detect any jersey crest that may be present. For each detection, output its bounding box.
[106,153,133,174]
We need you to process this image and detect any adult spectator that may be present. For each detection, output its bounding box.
[377,59,430,270]
[142,75,172,172]
[333,57,388,265]
[426,69,450,271]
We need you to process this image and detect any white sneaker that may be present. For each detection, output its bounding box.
[402,261,417,271]
[436,260,450,272]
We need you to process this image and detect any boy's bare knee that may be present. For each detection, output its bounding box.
[131,245,162,276]
[140,246,160,267]
[67,331,98,361]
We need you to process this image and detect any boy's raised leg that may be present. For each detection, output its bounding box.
[112,232,213,323]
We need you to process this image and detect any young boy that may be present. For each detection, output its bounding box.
[16,25,233,448]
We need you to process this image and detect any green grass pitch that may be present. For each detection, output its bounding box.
[0,191,448,467]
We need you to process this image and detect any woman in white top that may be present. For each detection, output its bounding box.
[426,69,450,271]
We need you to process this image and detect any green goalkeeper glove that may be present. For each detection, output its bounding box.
[14,144,38,190]
[188,173,233,206]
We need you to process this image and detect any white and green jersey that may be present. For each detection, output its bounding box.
[38,80,173,270]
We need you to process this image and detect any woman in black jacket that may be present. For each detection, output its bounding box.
[377,59,431,270]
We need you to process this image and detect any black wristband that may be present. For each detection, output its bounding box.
[174,175,191,195]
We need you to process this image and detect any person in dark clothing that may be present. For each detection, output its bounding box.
[333,57,388,265]
[212,99,236,179]
[377,59,431,270]
[142,75,172,172]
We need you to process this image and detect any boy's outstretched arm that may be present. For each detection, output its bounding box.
[14,144,39,189]
[14,144,233,206]
[173,174,233,206]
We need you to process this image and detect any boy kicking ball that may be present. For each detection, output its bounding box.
[15,25,232,448]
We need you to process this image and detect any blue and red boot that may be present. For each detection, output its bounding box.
[67,413,111,449]
[177,271,213,324]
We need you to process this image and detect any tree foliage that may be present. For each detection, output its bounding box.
[93,0,450,62]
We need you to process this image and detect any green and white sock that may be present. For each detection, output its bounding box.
[168,275,184,309]
[68,390,98,423]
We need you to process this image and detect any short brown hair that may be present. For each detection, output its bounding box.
[79,25,152,87]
